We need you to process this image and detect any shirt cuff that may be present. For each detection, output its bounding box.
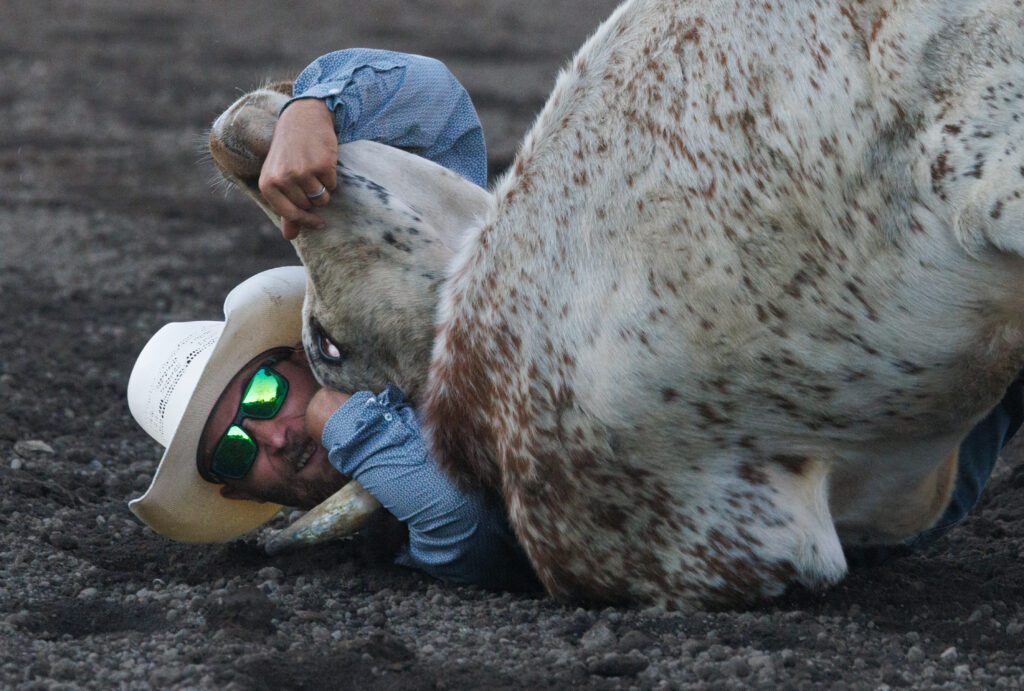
[283,82,358,117]
[321,391,376,463]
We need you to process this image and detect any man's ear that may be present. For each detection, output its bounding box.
[220,485,263,502]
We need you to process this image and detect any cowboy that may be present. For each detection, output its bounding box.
[128,266,538,591]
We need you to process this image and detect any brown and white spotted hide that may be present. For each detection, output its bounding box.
[211,0,1024,609]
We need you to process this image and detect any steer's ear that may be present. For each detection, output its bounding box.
[335,140,494,253]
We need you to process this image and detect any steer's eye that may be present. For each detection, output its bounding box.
[321,333,342,360]
[317,330,347,364]
[310,317,348,364]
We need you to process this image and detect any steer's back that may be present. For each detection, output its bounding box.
[425,0,1024,606]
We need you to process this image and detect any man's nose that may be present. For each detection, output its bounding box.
[243,417,288,450]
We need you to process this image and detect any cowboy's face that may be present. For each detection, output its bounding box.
[197,348,347,509]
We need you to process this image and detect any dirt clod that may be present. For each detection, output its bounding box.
[588,652,649,677]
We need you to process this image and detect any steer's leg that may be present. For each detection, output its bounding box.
[761,457,849,593]
[504,446,848,608]
[832,448,959,547]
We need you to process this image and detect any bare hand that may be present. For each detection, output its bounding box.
[259,98,338,240]
[305,387,351,442]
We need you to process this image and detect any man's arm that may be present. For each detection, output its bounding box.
[259,49,487,239]
[308,385,538,592]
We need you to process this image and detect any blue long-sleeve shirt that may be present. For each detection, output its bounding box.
[285,48,487,188]
[323,387,538,591]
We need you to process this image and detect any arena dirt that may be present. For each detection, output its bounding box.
[2,1,1023,688]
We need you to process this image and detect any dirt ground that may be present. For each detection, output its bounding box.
[2,1,1024,688]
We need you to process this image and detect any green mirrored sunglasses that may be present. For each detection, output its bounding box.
[208,364,290,481]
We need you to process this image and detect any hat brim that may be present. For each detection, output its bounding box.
[129,266,307,542]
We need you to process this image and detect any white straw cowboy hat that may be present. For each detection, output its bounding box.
[127,266,307,542]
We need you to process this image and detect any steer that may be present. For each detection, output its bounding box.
[210,0,1024,608]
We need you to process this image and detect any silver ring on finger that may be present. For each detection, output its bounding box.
[307,184,328,200]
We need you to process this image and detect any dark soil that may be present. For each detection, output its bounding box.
[2,1,1023,688]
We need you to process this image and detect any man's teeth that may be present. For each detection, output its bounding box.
[296,445,315,471]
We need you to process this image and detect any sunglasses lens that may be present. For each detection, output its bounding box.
[211,425,257,480]
[240,367,288,419]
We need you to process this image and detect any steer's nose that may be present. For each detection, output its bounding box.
[209,87,291,183]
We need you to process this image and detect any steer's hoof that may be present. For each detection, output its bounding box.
[209,81,292,188]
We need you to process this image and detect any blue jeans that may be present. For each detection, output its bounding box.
[844,371,1024,569]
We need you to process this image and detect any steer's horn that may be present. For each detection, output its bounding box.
[264,480,381,556]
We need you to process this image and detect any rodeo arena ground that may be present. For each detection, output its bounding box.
[4,0,1024,689]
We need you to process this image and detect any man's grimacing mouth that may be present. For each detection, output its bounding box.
[295,442,316,472]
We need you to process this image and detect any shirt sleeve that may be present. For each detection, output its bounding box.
[321,385,539,591]
[284,48,487,188]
